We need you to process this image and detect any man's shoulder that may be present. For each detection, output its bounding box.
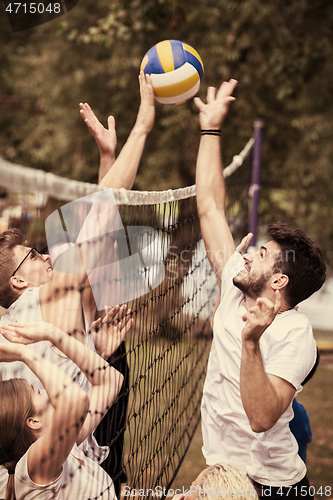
[0,287,42,325]
[262,308,315,366]
[275,307,312,331]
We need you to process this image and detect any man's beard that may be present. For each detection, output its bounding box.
[233,272,270,300]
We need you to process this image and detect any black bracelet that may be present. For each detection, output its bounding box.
[201,129,221,136]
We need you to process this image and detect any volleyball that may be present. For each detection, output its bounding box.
[140,40,204,105]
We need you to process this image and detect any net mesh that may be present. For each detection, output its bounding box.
[0,136,253,499]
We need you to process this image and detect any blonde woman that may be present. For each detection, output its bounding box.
[0,315,131,500]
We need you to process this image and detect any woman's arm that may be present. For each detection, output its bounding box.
[99,72,155,190]
[0,342,88,485]
[47,321,125,445]
[1,314,130,443]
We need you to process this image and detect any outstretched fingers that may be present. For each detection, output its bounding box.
[119,309,133,333]
[79,102,117,157]
[136,71,155,134]
[193,96,205,111]
[79,102,99,131]
[101,304,132,331]
[102,305,121,326]
[139,72,155,102]
[107,115,116,132]
[216,78,238,101]
[90,317,102,333]
[236,233,253,254]
[195,77,237,130]
[242,290,281,341]
[256,290,282,317]
[107,304,132,330]
[0,324,29,344]
[206,86,216,104]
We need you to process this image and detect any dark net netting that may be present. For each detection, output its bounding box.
[0,137,253,500]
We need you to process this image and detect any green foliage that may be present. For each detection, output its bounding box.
[1,0,333,264]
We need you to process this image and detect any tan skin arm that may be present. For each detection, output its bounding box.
[39,244,88,340]
[98,72,155,190]
[40,73,155,334]
[0,318,130,483]
[0,341,88,485]
[240,292,296,432]
[194,80,238,293]
[79,104,117,183]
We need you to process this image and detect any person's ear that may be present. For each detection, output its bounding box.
[10,275,28,290]
[271,273,289,291]
[27,417,42,431]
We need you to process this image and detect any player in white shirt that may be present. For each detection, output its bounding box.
[194,80,326,498]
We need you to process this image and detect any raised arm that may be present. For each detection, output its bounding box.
[194,79,238,290]
[80,103,117,183]
[0,341,88,485]
[240,291,296,432]
[90,304,132,360]
[0,319,127,444]
[39,245,88,337]
[41,73,155,330]
[80,71,154,190]
[99,71,155,189]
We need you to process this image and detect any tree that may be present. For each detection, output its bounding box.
[1,0,333,264]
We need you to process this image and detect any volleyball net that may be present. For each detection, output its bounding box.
[0,135,254,498]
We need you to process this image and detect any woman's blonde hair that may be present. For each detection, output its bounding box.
[0,379,36,500]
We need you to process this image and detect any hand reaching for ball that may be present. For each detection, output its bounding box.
[194,79,238,131]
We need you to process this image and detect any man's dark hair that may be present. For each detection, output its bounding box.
[267,222,326,308]
[0,228,24,309]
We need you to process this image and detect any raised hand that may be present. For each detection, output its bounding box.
[80,103,117,158]
[134,71,155,135]
[0,321,60,345]
[90,304,133,360]
[194,79,238,130]
[241,290,282,342]
[236,233,253,254]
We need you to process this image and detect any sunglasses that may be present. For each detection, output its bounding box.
[12,248,42,277]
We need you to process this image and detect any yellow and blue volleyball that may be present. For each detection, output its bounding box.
[140,40,204,105]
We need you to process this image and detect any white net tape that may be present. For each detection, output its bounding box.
[0,137,254,204]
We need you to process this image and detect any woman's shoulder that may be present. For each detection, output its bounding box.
[15,447,63,499]
[15,445,115,500]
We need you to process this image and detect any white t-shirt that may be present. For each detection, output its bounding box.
[15,443,116,500]
[201,251,316,487]
[0,287,109,499]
